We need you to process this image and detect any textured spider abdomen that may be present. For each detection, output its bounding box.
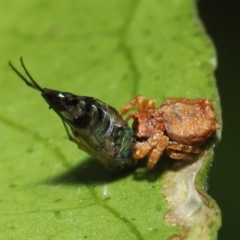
[160,98,220,146]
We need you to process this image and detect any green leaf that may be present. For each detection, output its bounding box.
[0,0,221,239]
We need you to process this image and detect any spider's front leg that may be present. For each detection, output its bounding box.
[119,95,156,115]
[132,131,169,169]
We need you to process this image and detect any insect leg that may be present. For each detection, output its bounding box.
[61,119,78,144]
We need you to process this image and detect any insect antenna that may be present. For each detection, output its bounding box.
[9,57,43,92]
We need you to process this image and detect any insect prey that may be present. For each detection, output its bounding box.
[9,58,134,170]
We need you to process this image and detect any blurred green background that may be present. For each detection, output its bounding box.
[198,0,240,239]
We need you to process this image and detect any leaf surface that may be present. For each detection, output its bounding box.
[0,0,221,239]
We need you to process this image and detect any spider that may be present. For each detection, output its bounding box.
[119,96,221,169]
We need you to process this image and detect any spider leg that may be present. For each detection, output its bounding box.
[132,131,169,169]
[132,141,152,160]
[166,149,199,161]
[168,141,201,153]
[166,141,201,161]
[146,132,169,169]
[119,95,156,115]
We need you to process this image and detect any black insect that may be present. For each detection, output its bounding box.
[9,58,134,170]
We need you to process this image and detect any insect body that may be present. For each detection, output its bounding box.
[9,58,134,170]
[120,95,221,169]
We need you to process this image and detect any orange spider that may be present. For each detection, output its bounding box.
[119,96,221,169]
